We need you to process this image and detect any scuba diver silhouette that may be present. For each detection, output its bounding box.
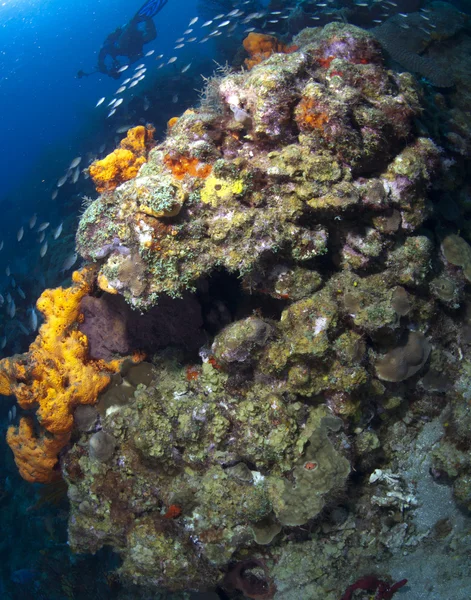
[77,0,168,79]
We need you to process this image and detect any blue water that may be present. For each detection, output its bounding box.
[0,0,198,202]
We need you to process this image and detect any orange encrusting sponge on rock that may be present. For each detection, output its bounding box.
[0,267,125,483]
[243,32,298,70]
[89,125,154,193]
[6,418,71,484]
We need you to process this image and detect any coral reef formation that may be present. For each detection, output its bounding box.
[3,17,471,599]
[77,23,432,311]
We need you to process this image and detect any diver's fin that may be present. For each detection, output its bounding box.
[136,0,168,19]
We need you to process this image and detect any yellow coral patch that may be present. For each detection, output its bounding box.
[200,176,244,207]
[97,272,118,294]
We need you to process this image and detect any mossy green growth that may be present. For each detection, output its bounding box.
[119,515,218,589]
[268,407,350,526]
[212,316,272,365]
[127,174,185,218]
[76,197,123,261]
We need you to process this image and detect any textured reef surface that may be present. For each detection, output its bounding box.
[3,20,471,600]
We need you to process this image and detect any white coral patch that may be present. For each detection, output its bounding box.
[313,316,328,335]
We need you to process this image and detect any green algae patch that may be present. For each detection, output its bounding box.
[268,407,350,526]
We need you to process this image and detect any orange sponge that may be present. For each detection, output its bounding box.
[243,32,298,70]
[6,418,70,483]
[0,267,126,482]
[89,125,154,193]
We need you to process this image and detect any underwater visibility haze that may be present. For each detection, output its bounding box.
[0,0,471,599]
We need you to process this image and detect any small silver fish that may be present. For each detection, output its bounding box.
[72,167,80,184]
[69,156,81,169]
[183,28,193,34]
[122,77,131,84]
[202,20,213,27]
[53,222,63,239]
[129,80,139,88]
[174,43,185,49]
[5,266,10,276]
[219,20,231,26]
[199,37,209,43]
[6,292,11,303]
[114,98,124,108]
[187,37,197,42]
[167,56,178,64]
[108,98,117,106]
[17,286,26,300]
[57,173,68,187]
[116,85,126,94]
[0,240,3,250]
[10,277,16,288]
[0,336,6,349]
[118,65,129,72]
[28,307,38,332]
[108,108,117,118]
[40,241,48,258]
[175,37,185,42]
[96,97,105,107]
[188,17,198,26]
[52,189,58,200]
[0,294,4,305]
[37,222,50,232]
[38,231,45,243]
[156,54,164,59]
[61,252,78,272]
[16,320,29,335]
[145,49,155,56]
[17,226,24,242]
[181,62,192,73]
[172,94,179,103]
[8,299,15,319]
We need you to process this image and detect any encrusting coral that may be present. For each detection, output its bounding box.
[88,124,155,193]
[0,267,126,482]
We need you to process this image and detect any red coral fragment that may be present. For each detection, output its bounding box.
[340,575,407,600]
[164,504,182,519]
